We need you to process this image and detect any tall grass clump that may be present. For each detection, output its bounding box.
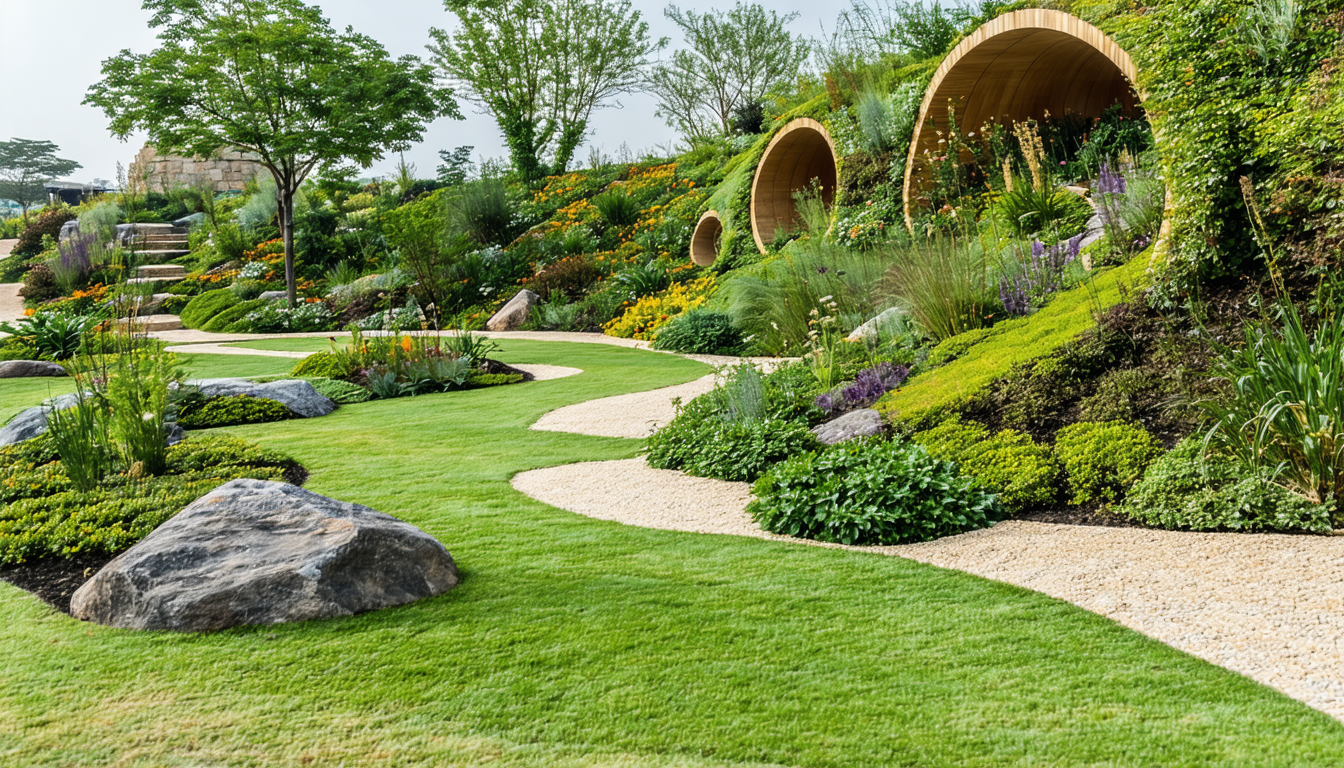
[722,239,896,355]
[884,230,996,341]
[449,178,517,245]
[592,191,641,228]
[44,392,113,492]
[1200,293,1344,509]
[856,87,897,154]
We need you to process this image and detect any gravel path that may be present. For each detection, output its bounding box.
[0,283,23,323]
[0,239,16,258]
[513,455,1344,721]
[532,374,719,438]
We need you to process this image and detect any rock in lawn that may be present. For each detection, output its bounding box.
[70,479,459,632]
[486,289,540,332]
[0,360,68,378]
[190,378,336,418]
[812,409,887,445]
[0,393,80,446]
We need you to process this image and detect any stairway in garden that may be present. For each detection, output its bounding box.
[126,225,191,285]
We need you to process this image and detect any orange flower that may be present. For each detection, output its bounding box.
[401,337,413,353]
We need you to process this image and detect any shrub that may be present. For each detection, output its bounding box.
[749,439,1002,545]
[13,206,74,257]
[591,191,641,228]
[1120,439,1335,533]
[291,351,354,379]
[243,302,336,333]
[913,419,1060,513]
[0,312,99,361]
[815,362,911,416]
[1200,298,1344,507]
[466,372,525,387]
[652,309,744,355]
[19,262,62,304]
[0,337,39,362]
[177,394,294,429]
[180,287,241,329]
[1053,421,1163,504]
[202,298,269,332]
[646,412,817,482]
[301,377,372,404]
[0,434,301,565]
[527,254,604,301]
[448,178,518,245]
[611,259,671,300]
[991,187,1092,239]
[605,275,717,340]
[159,294,192,315]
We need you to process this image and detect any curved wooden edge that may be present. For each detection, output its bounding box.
[750,117,839,254]
[902,9,1142,230]
[690,210,723,267]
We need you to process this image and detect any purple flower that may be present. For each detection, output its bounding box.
[815,392,835,414]
[999,274,1032,316]
[1097,162,1127,196]
[816,266,831,275]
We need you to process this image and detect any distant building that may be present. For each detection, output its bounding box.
[130,145,263,193]
[45,180,114,206]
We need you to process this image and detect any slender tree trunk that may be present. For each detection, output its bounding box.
[281,186,296,308]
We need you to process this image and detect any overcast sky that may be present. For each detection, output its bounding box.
[0,0,831,185]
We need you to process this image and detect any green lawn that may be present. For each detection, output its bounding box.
[1,341,1341,766]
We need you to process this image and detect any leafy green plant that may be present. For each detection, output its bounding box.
[177,394,294,429]
[749,438,1002,546]
[992,186,1091,239]
[43,393,113,493]
[913,419,1060,513]
[646,411,816,482]
[301,377,372,404]
[291,351,354,379]
[1120,438,1334,533]
[612,260,671,300]
[466,372,524,387]
[1053,421,1163,505]
[1200,298,1344,506]
[0,312,100,361]
[326,260,361,287]
[444,327,499,362]
[651,309,743,355]
[591,191,641,228]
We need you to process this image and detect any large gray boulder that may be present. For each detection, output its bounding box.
[70,479,458,631]
[0,393,81,446]
[0,360,68,378]
[189,378,336,418]
[811,409,887,446]
[486,289,540,332]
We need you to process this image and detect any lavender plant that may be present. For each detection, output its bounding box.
[49,232,98,293]
[997,235,1083,316]
[815,362,910,416]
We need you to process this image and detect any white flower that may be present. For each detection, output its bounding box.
[142,412,155,422]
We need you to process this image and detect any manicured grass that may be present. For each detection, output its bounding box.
[1,341,1341,766]
[877,249,1154,423]
[224,337,341,353]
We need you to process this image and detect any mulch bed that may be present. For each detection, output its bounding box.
[0,552,115,616]
[1015,502,1146,528]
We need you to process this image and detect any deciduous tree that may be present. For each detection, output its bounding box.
[0,138,82,223]
[86,0,457,306]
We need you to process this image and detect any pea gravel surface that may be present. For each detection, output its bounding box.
[513,460,1344,723]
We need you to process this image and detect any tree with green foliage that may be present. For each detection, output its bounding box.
[648,2,810,143]
[85,0,457,307]
[0,138,82,223]
[431,0,659,181]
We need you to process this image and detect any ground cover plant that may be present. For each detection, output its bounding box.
[2,342,1343,766]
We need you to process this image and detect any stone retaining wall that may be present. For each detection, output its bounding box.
[130,145,263,193]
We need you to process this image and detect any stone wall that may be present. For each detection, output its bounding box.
[130,145,263,193]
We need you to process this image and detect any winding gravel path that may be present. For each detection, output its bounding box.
[0,283,23,324]
[515,453,1344,721]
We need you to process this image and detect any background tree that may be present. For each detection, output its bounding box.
[86,0,457,307]
[0,138,82,223]
[648,2,810,143]
[431,0,659,180]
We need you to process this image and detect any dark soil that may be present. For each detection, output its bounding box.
[1014,502,1146,528]
[0,552,115,616]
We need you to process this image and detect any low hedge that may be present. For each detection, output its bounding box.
[749,438,1002,545]
[913,419,1060,513]
[291,352,354,379]
[177,394,294,429]
[1120,439,1336,533]
[180,288,239,329]
[1054,421,1164,505]
[652,309,745,355]
[0,434,302,565]
[202,298,269,332]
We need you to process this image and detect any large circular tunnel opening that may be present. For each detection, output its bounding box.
[903,10,1141,226]
[690,210,723,267]
[750,118,839,254]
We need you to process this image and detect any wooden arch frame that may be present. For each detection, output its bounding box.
[750,118,839,254]
[902,10,1140,227]
[690,210,723,267]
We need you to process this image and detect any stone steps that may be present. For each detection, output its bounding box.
[117,314,183,332]
[133,249,190,261]
[136,264,188,279]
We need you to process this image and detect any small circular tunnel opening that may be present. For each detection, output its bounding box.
[750,118,839,254]
[690,210,723,267]
[903,10,1142,225]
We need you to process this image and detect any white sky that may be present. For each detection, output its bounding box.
[0,0,829,185]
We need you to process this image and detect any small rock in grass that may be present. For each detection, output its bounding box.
[70,479,459,632]
[812,409,887,445]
